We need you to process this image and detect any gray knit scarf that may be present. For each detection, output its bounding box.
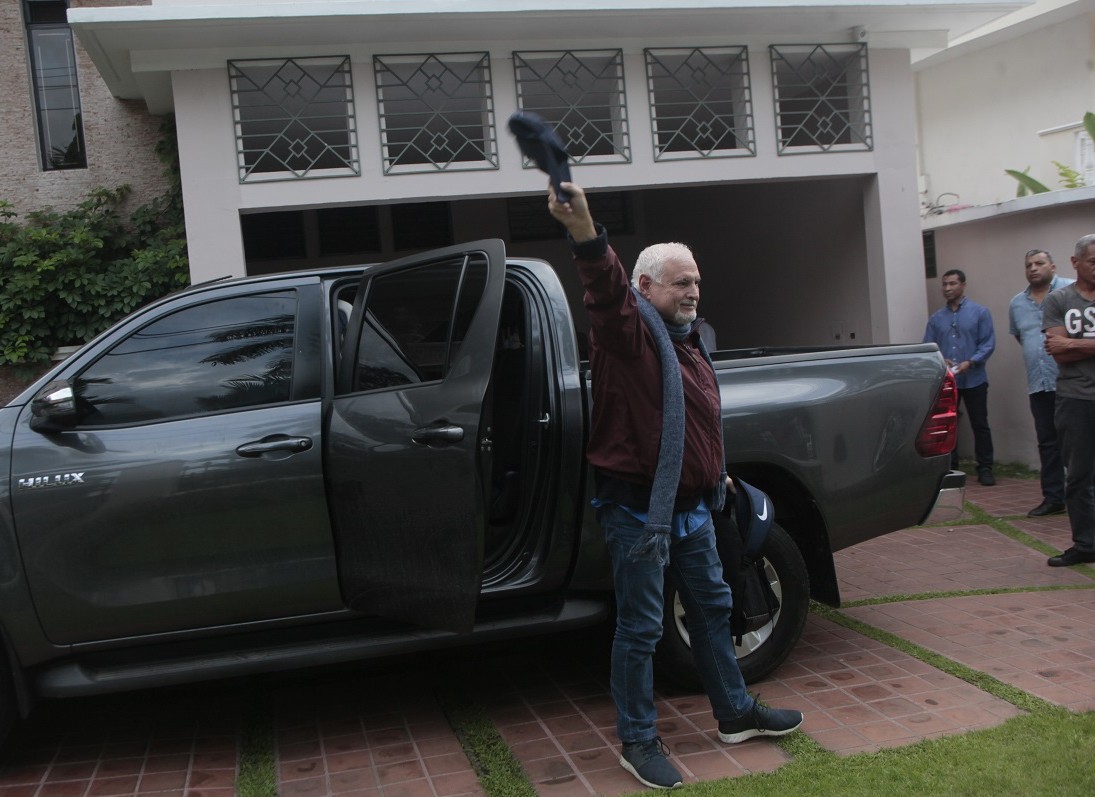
[629,287,727,566]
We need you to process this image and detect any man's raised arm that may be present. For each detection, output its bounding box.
[548,181,597,243]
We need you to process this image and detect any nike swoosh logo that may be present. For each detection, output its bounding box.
[756,501,769,522]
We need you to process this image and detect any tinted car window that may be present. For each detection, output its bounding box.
[353,255,486,391]
[74,291,298,425]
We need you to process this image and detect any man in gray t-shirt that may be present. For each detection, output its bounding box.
[1042,233,1095,567]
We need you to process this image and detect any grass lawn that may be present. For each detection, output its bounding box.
[681,709,1095,797]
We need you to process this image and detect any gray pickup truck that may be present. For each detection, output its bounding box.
[0,239,962,743]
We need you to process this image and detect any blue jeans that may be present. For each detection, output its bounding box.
[1030,391,1065,504]
[598,503,754,743]
[1055,396,1095,553]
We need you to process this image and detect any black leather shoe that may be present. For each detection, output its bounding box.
[977,469,995,486]
[1047,547,1095,567]
[1028,502,1066,517]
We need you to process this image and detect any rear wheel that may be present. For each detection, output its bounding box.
[655,522,809,687]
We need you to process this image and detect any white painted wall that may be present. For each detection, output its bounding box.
[923,188,1095,469]
[173,69,248,283]
[864,48,929,345]
[916,11,1095,210]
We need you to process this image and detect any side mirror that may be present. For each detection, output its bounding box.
[30,380,78,433]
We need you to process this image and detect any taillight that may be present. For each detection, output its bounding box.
[916,369,958,457]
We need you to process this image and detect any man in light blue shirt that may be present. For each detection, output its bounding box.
[1009,249,1073,516]
[923,269,997,485]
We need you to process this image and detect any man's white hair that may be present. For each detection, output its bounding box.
[1075,233,1095,258]
[631,242,694,289]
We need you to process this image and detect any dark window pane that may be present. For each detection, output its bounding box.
[589,192,633,236]
[317,206,381,256]
[508,191,630,241]
[74,292,297,425]
[450,256,487,370]
[26,1,68,25]
[391,202,453,250]
[354,258,472,390]
[923,230,937,279]
[25,3,86,171]
[507,195,564,242]
[241,211,307,261]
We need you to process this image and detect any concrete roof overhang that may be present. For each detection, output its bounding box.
[912,0,1094,69]
[69,0,1030,114]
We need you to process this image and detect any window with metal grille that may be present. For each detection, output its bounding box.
[512,49,630,164]
[24,0,85,170]
[374,52,497,174]
[645,47,754,160]
[229,56,359,182]
[770,44,872,154]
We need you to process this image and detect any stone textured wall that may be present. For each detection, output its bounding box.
[0,0,168,220]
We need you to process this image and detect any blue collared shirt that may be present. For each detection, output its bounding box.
[1008,276,1074,394]
[922,297,995,389]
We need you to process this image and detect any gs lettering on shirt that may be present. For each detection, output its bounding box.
[1064,306,1095,338]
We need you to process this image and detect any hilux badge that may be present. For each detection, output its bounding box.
[17,473,85,489]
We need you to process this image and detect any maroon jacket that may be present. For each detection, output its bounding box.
[572,229,723,504]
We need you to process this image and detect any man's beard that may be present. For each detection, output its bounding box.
[674,308,697,325]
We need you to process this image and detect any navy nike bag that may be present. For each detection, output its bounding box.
[716,479,781,643]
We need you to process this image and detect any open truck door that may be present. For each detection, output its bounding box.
[327,240,506,633]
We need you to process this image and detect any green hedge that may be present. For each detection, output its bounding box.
[0,118,190,365]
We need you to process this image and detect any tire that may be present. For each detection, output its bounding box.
[655,522,810,687]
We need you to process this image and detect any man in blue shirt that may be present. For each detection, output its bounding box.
[923,269,997,485]
[1009,249,1073,516]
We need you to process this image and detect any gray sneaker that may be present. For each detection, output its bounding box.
[620,737,683,789]
[718,701,803,744]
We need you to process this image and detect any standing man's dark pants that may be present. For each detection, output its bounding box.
[1030,390,1066,505]
[952,383,994,472]
[1056,396,1095,554]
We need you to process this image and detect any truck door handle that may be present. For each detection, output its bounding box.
[236,435,313,457]
[412,424,464,445]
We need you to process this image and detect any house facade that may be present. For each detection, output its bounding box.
[8,1,1026,354]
